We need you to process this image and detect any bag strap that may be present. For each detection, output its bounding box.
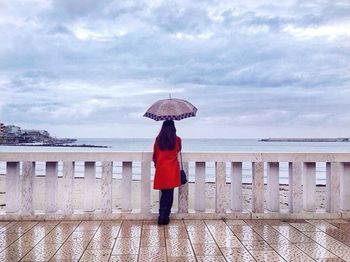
[180,151,184,170]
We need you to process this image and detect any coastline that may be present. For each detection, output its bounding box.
[260,137,350,142]
[0,143,109,148]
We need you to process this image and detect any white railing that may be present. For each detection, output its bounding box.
[0,151,350,220]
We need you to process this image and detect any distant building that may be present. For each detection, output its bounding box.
[41,130,50,137]
[5,125,21,136]
[22,129,50,137]
[0,123,63,145]
[0,123,5,137]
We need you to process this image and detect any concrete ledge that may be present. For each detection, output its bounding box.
[0,209,345,221]
[2,151,350,162]
[341,212,350,219]
[252,211,342,220]
[172,210,252,220]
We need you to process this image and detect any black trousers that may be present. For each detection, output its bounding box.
[159,188,174,218]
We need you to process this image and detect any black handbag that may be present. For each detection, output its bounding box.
[180,152,187,185]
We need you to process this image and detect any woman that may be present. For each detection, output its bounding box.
[153,120,182,225]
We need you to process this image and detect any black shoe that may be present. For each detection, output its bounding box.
[157,216,169,225]
[158,216,165,225]
[163,217,170,225]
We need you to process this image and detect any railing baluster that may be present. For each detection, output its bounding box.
[141,161,151,214]
[62,161,75,215]
[22,161,35,215]
[231,162,242,212]
[195,162,205,212]
[122,161,132,212]
[215,162,226,213]
[252,162,264,213]
[267,162,279,212]
[6,162,20,213]
[326,162,341,213]
[288,162,302,213]
[303,162,316,211]
[178,162,189,213]
[101,161,113,213]
[84,161,96,212]
[341,163,350,211]
[45,162,58,213]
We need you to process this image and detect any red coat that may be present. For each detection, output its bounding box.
[153,136,182,190]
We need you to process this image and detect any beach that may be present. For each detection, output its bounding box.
[0,175,326,212]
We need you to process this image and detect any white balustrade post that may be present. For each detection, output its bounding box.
[195,162,205,212]
[22,161,35,215]
[45,162,58,213]
[122,161,132,212]
[62,161,75,215]
[231,162,242,212]
[303,162,316,212]
[101,161,113,213]
[84,161,96,212]
[326,162,342,213]
[267,162,279,212]
[252,162,264,213]
[341,163,350,211]
[141,161,151,214]
[288,162,302,213]
[215,162,226,213]
[178,162,189,213]
[6,162,20,213]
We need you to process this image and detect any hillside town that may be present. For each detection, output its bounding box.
[0,122,76,145]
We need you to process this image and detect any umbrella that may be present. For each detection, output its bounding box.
[143,97,197,121]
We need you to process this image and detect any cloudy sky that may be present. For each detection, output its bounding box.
[0,0,350,138]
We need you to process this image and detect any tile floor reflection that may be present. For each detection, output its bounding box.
[0,219,349,261]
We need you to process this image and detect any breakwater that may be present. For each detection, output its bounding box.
[260,138,350,142]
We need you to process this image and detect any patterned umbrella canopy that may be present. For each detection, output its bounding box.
[143,98,198,121]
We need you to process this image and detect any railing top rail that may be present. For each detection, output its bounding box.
[1,151,350,162]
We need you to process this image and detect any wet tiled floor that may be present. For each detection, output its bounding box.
[1,219,350,261]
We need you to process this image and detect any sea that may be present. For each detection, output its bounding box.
[2,138,350,185]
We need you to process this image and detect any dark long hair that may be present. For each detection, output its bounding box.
[157,120,176,151]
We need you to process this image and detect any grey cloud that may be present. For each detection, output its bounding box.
[219,1,350,33]
[295,0,350,26]
[152,4,212,34]
[47,24,73,36]
[50,0,113,18]
[220,9,292,32]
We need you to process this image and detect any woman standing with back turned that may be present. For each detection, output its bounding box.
[153,120,182,225]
